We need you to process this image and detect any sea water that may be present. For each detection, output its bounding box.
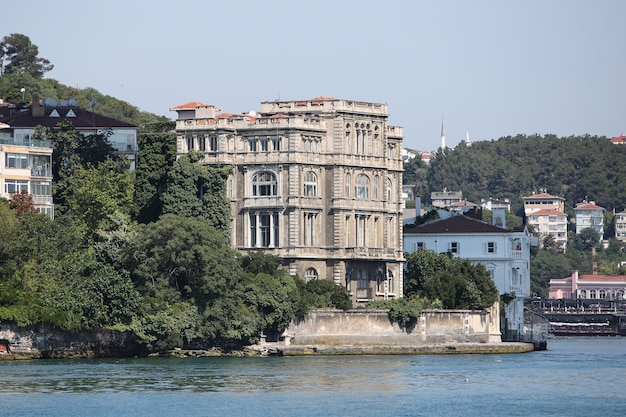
[1,337,625,417]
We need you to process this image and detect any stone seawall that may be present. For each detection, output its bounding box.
[1,306,507,358]
[0,324,147,358]
[285,308,502,345]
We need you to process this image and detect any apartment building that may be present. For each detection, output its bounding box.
[573,201,605,239]
[430,189,462,208]
[615,209,626,242]
[0,102,53,217]
[527,208,568,248]
[523,192,567,248]
[171,97,405,303]
[1,99,138,170]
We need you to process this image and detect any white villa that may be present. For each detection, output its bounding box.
[403,210,538,341]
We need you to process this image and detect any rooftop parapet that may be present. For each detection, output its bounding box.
[260,97,389,117]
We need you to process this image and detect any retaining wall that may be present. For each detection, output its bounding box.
[286,306,501,345]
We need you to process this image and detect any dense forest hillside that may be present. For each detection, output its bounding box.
[420,134,626,216]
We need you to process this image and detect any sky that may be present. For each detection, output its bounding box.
[3,0,625,151]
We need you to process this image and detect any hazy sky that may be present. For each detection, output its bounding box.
[4,0,625,151]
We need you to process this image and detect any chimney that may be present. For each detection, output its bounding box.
[414,196,421,222]
[571,270,578,298]
[32,98,44,117]
[492,207,506,229]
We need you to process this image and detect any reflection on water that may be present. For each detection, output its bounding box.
[2,338,626,417]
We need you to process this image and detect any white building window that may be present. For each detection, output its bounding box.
[373,175,380,200]
[5,179,28,194]
[271,136,280,151]
[304,171,317,197]
[5,153,29,169]
[209,135,218,152]
[355,174,370,200]
[252,172,277,196]
[449,241,460,254]
[387,178,393,202]
[304,212,317,246]
[486,242,497,254]
[357,215,366,247]
[304,268,318,283]
[415,242,425,251]
[249,212,279,248]
[345,173,351,198]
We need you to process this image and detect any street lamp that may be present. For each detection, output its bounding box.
[20,87,25,102]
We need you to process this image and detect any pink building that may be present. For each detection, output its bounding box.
[549,270,626,300]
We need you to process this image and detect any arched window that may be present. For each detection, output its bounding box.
[599,289,606,299]
[589,289,597,299]
[345,173,351,198]
[579,289,587,299]
[252,172,277,196]
[304,268,318,283]
[373,175,380,200]
[355,174,370,200]
[387,178,393,202]
[387,270,394,294]
[304,171,317,196]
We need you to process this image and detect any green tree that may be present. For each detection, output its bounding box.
[530,250,572,297]
[404,250,498,309]
[161,151,232,240]
[298,279,353,312]
[132,125,176,223]
[0,33,53,78]
[132,214,256,347]
[64,158,133,241]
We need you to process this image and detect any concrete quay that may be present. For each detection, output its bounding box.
[274,342,536,356]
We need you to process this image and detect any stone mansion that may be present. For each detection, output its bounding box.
[171,97,405,303]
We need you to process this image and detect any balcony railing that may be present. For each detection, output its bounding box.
[0,138,52,148]
[345,247,396,258]
[31,166,52,177]
[32,195,53,204]
[356,288,372,300]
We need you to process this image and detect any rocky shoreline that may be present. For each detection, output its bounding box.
[0,341,536,360]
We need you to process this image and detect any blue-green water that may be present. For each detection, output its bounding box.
[1,338,625,417]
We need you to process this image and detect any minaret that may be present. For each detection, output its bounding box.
[466,131,470,145]
[440,117,446,149]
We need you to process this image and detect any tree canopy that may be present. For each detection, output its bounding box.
[404,249,499,310]
[0,33,53,78]
[423,134,626,216]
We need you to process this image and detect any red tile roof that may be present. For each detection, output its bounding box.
[169,101,218,111]
[578,275,626,282]
[611,135,626,144]
[574,203,605,211]
[523,192,563,200]
[449,199,477,207]
[404,214,509,234]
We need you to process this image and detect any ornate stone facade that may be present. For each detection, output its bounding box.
[171,97,405,303]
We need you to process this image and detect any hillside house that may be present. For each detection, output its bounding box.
[403,211,538,341]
